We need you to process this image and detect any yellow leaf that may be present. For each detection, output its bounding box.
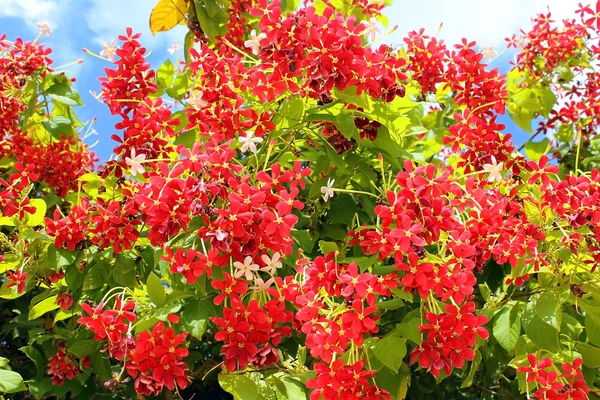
[149,0,188,35]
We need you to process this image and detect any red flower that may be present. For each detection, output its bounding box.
[56,293,73,310]
[6,270,27,293]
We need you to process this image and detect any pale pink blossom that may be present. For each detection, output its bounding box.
[244,30,267,55]
[124,148,146,176]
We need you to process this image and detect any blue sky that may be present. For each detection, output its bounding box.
[0,0,580,162]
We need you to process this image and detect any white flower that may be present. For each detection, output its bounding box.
[124,148,146,177]
[100,40,117,62]
[261,252,282,275]
[482,156,504,183]
[363,18,381,42]
[244,29,267,56]
[321,178,335,202]
[188,90,208,110]
[479,45,498,63]
[238,131,263,154]
[36,22,51,37]
[251,277,275,292]
[168,40,182,55]
[233,256,260,280]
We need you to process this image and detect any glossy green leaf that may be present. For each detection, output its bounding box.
[19,346,45,377]
[147,272,166,307]
[28,295,59,320]
[183,298,214,339]
[219,374,258,400]
[45,84,83,106]
[90,352,112,381]
[522,300,560,352]
[524,138,550,162]
[69,340,102,358]
[42,116,74,138]
[318,241,338,255]
[493,304,521,354]
[373,336,407,373]
[157,59,175,88]
[0,369,27,393]
[576,342,600,368]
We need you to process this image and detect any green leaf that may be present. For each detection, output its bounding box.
[395,316,421,344]
[524,138,550,162]
[83,261,109,290]
[154,303,182,321]
[42,116,74,138]
[184,31,195,65]
[508,104,534,133]
[113,257,137,288]
[0,369,27,393]
[219,374,258,400]
[333,87,372,110]
[373,336,407,373]
[22,199,46,227]
[329,194,357,225]
[28,295,59,320]
[461,350,482,388]
[535,289,567,330]
[579,296,600,327]
[135,316,160,333]
[174,129,197,148]
[147,272,166,307]
[271,376,306,400]
[585,314,600,346]
[276,97,305,128]
[493,304,521,354]
[522,299,560,352]
[19,346,45,377]
[576,342,600,368]
[69,340,102,358]
[157,59,175,88]
[334,113,358,140]
[375,298,404,310]
[45,84,83,106]
[0,281,23,299]
[182,298,214,339]
[194,0,228,41]
[318,241,338,255]
[65,263,86,291]
[291,230,315,252]
[90,352,112,381]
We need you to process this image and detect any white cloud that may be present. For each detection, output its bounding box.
[0,0,62,31]
[384,0,580,50]
[85,0,188,53]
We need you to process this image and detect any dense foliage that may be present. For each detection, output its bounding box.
[2,0,600,398]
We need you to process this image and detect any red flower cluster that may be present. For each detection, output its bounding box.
[77,297,136,346]
[11,134,97,197]
[46,199,90,251]
[306,360,390,400]
[0,162,38,220]
[47,347,89,386]
[404,30,506,117]
[410,301,488,378]
[126,322,191,396]
[0,37,52,148]
[99,28,156,117]
[211,296,293,371]
[6,269,27,294]
[517,355,589,399]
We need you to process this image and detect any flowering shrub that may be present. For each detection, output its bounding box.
[1,0,600,398]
